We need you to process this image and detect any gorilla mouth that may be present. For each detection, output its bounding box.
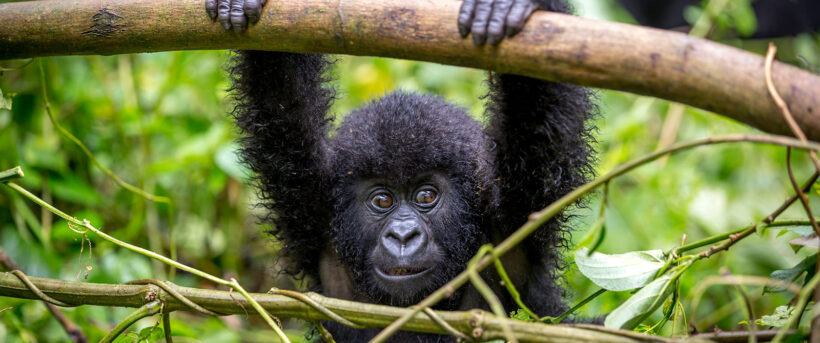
[375,266,431,279]
[386,267,426,276]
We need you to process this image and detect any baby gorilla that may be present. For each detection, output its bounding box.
[209,0,596,341]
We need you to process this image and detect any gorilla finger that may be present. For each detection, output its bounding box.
[458,0,477,37]
[217,0,232,30]
[505,0,536,37]
[206,0,218,19]
[487,0,512,45]
[244,0,262,23]
[230,0,248,32]
[470,0,495,45]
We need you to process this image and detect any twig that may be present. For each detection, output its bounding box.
[371,134,820,342]
[162,312,173,343]
[765,43,820,343]
[695,225,756,259]
[466,246,517,343]
[0,249,88,343]
[766,172,820,223]
[312,321,337,343]
[0,166,24,183]
[100,300,161,343]
[730,277,756,343]
[127,279,223,316]
[550,288,606,324]
[674,225,751,256]
[268,288,363,329]
[786,148,820,236]
[423,307,471,342]
[2,179,290,342]
[230,278,290,343]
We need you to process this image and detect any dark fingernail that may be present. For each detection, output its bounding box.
[459,25,470,38]
[472,34,486,46]
[222,21,232,30]
[488,35,502,45]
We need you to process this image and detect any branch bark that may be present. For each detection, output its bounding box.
[0,272,661,343]
[0,0,819,140]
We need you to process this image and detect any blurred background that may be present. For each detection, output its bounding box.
[0,0,818,341]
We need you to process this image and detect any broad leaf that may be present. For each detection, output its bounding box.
[575,248,666,291]
[604,274,675,329]
[765,254,816,294]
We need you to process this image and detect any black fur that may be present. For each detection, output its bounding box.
[228,1,596,341]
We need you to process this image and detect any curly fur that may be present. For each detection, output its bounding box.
[229,1,597,340]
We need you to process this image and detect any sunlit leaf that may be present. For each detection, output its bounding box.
[756,305,794,328]
[604,274,675,329]
[0,88,11,110]
[575,248,666,291]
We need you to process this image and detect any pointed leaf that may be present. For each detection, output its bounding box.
[575,248,666,291]
[765,254,816,294]
[604,274,675,329]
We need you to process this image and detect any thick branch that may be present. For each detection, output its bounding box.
[0,273,659,343]
[0,0,819,140]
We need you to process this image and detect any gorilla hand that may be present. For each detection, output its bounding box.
[206,0,267,32]
[458,0,542,45]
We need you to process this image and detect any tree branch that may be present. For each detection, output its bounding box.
[0,0,819,139]
[0,272,662,343]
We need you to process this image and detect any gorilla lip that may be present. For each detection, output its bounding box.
[375,266,430,279]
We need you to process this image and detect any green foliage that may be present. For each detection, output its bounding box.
[604,275,676,329]
[765,254,816,294]
[0,1,818,340]
[757,305,794,328]
[575,248,666,291]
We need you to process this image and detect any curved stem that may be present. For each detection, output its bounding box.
[100,300,161,343]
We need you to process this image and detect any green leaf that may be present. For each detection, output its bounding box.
[575,248,666,291]
[777,226,815,237]
[756,305,793,328]
[0,88,11,110]
[765,254,816,294]
[671,301,688,337]
[727,0,757,37]
[604,274,675,329]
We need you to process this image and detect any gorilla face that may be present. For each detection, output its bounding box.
[332,172,483,306]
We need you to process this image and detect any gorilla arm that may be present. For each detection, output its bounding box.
[229,51,337,278]
[462,0,598,316]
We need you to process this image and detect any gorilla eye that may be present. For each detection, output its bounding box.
[415,189,438,206]
[371,193,393,209]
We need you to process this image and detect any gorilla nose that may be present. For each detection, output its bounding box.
[381,220,427,258]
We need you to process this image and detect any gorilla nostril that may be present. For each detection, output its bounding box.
[382,221,427,257]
